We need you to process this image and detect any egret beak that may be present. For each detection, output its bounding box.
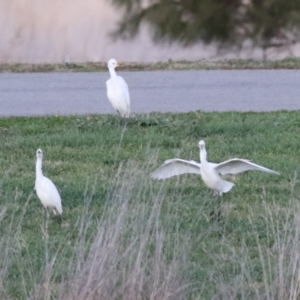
[117,62,125,67]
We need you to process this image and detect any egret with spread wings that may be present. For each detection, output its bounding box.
[151,140,279,195]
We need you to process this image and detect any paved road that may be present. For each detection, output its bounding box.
[0,70,299,117]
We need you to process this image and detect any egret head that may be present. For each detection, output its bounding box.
[107,58,119,69]
[36,148,43,159]
[198,140,206,149]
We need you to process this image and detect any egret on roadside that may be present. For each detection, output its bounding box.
[106,58,130,118]
[35,149,63,216]
[151,140,279,195]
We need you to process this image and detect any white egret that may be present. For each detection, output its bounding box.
[106,58,130,118]
[151,140,279,195]
[35,149,63,215]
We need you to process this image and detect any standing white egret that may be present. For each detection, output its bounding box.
[35,149,63,215]
[151,140,279,195]
[106,58,130,118]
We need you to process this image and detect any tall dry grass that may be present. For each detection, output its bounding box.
[210,175,300,300]
[0,206,8,297]
[61,180,188,297]
[24,160,201,300]
[1,160,300,299]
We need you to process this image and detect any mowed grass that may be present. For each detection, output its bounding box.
[0,110,299,299]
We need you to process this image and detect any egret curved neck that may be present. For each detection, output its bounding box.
[200,148,207,163]
[36,158,43,178]
[109,67,117,79]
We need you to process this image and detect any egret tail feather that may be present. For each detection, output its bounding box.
[221,180,234,194]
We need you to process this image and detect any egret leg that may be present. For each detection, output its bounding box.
[119,117,129,129]
[43,208,47,229]
[51,208,62,227]
[115,110,123,127]
[43,208,49,237]
[210,195,222,222]
[56,214,62,227]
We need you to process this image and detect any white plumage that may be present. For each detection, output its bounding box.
[106,58,130,118]
[35,149,63,215]
[151,140,279,195]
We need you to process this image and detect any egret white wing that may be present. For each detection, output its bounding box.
[151,159,201,179]
[215,158,279,175]
[46,178,62,211]
[40,177,63,214]
[117,76,130,108]
[106,77,130,117]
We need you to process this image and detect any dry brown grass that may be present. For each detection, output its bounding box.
[23,161,199,300]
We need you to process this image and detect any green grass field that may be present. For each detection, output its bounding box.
[0,111,299,299]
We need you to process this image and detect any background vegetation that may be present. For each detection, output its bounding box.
[1,57,300,73]
[0,111,299,299]
[112,0,300,58]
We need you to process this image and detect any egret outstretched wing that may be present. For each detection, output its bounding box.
[151,159,201,179]
[215,158,280,175]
